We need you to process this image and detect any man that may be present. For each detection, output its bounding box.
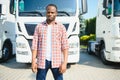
[32,4,69,80]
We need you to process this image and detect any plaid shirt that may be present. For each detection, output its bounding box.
[32,21,69,69]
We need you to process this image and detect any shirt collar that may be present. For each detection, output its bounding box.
[42,20,58,26]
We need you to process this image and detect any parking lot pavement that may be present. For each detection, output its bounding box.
[1,49,120,80]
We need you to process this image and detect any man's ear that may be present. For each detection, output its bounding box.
[56,12,58,16]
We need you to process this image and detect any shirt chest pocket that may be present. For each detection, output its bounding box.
[55,31,62,41]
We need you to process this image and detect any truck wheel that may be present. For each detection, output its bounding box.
[100,44,110,65]
[1,44,11,62]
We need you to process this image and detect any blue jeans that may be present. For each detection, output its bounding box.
[36,60,63,80]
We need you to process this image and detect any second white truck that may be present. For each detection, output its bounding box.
[87,0,120,64]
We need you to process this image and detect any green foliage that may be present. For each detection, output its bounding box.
[89,34,96,40]
[80,34,96,45]
[80,35,90,41]
[85,17,96,35]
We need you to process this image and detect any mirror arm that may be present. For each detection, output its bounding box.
[0,14,7,20]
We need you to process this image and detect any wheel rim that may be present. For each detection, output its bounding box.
[100,44,109,64]
[101,44,106,59]
[2,47,9,60]
[101,48,106,58]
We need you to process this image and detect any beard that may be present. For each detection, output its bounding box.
[47,16,56,22]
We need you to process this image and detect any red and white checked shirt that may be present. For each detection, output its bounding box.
[32,21,69,69]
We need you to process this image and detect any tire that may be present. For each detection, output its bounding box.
[0,44,11,62]
[100,44,110,65]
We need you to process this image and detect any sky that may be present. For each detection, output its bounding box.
[82,0,98,19]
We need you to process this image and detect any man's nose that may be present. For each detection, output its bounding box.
[48,13,52,15]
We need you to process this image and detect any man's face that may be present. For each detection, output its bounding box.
[46,6,57,21]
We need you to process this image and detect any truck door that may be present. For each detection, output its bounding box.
[0,4,3,58]
[0,4,2,39]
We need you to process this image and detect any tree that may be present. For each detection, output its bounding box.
[85,17,96,35]
[85,19,89,35]
[79,13,86,36]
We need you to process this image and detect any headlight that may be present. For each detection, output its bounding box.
[16,42,27,48]
[17,51,28,55]
[69,43,79,48]
[69,51,78,55]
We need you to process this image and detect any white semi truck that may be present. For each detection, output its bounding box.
[0,0,87,63]
[87,0,120,64]
[0,0,16,62]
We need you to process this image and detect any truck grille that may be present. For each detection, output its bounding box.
[28,39,32,48]
[25,23,69,36]
[63,24,69,31]
[25,24,37,36]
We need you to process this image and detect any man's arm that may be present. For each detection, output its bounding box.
[59,49,68,73]
[31,25,39,73]
[62,49,68,65]
[32,50,37,73]
[59,24,69,73]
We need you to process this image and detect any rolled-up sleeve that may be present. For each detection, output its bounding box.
[32,25,39,50]
[61,25,69,50]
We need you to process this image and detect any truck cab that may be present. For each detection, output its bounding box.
[0,0,87,63]
[0,0,16,62]
[88,0,120,64]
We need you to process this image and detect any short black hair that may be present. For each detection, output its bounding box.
[46,4,58,11]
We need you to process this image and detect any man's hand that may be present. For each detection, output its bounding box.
[32,62,38,73]
[32,50,37,73]
[59,62,67,73]
[59,49,68,73]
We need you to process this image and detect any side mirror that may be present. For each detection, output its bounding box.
[81,0,88,14]
[103,0,107,8]
[102,9,111,19]
[0,5,1,14]
[0,4,7,20]
[102,0,112,19]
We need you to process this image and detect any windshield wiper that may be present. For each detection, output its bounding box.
[19,11,43,16]
[114,10,120,16]
[57,11,70,16]
[114,10,120,12]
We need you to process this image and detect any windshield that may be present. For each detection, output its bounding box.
[18,0,76,17]
[114,0,120,16]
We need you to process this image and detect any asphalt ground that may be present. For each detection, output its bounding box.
[0,49,120,80]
